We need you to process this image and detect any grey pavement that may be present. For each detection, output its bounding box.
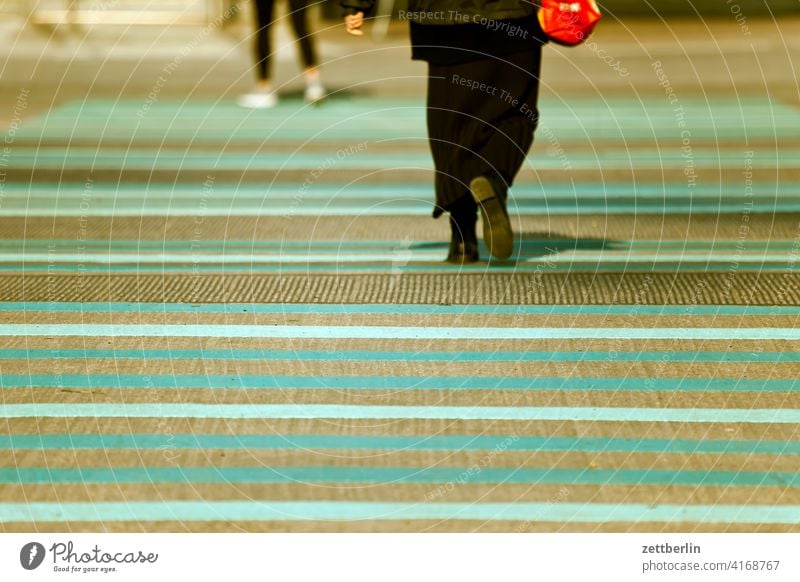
[1,8,800,533]
[1,12,799,126]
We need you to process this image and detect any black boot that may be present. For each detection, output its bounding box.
[446,203,479,264]
[470,174,513,260]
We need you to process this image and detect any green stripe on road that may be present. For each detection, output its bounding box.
[1,501,799,523]
[2,324,799,340]
[3,404,799,423]
[3,466,798,487]
[4,434,799,455]
[2,348,799,364]
[3,374,797,392]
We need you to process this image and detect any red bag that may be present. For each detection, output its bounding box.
[538,0,602,46]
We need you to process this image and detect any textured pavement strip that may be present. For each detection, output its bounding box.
[2,97,800,532]
[6,303,800,314]
[3,273,800,304]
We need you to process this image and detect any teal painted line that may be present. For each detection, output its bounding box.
[6,148,796,170]
[25,109,794,126]
[1,263,797,274]
[4,434,799,455]
[21,119,792,133]
[2,348,800,364]
[4,374,797,392]
[0,200,794,213]
[29,112,792,126]
[0,251,455,263]
[6,251,798,265]
[36,95,796,109]
[24,112,792,124]
[2,324,799,340]
[2,501,800,524]
[19,98,799,146]
[15,126,799,140]
[7,239,800,252]
[2,404,799,423]
[3,466,798,488]
[27,114,792,128]
[4,302,800,316]
[5,203,800,218]
[0,182,795,200]
[37,99,792,114]
[19,131,800,142]
[5,239,800,252]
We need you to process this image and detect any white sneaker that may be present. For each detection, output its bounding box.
[237,89,278,109]
[304,82,325,104]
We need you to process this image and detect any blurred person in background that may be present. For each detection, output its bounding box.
[239,0,325,108]
[342,0,547,263]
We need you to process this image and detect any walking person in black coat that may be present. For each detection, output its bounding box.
[342,0,547,263]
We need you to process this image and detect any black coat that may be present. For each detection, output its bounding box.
[341,0,537,25]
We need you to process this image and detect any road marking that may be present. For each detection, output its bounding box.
[3,404,799,423]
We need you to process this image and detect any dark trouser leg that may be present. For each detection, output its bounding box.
[253,0,276,81]
[426,48,542,216]
[287,0,317,68]
[472,48,542,191]
[426,49,542,260]
[446,192,479,263]
[426,64,473,218]
[427,71,479,261]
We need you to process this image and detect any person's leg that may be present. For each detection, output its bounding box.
[287,0,325,102]
[254,0,275,84]
[427,63,479,263]
[446,194,479,264]
[476,47,542,191]
[460,48,543,260]
[287,0,317,70]
[238,0,278,108]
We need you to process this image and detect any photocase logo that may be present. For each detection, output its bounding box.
[20,542,46,570]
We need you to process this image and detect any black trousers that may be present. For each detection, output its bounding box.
[253,0,317,80]
[426,48,542,217]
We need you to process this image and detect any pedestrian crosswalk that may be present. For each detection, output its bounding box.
[1,95,799,532]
